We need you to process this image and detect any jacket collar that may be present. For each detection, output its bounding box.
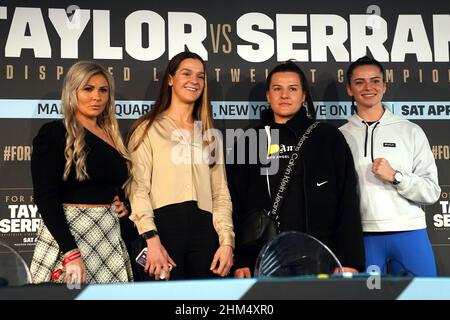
[260,107,315,137]
[349,106,404,127]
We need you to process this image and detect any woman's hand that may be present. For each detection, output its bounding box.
[234,267,251,278]
[111,195,129,218]
[372,158,396,183]
[210,245,234,277]
[334,266,359,274]
[64,255,87,286]
[145,236,177,281]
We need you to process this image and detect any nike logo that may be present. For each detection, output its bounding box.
[316,181,328,187]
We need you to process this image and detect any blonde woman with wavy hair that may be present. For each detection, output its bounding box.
[61,61,131,182]
[127,51,234,281]
[30,61,134,285]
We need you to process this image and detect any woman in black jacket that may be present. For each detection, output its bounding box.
[229,61,365,277]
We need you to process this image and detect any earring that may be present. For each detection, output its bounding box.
[304,101,311,118]
[351,97,357,111]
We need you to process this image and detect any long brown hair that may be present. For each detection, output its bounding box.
[127,51,214,151]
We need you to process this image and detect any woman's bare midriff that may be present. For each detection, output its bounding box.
[63,203,111,208]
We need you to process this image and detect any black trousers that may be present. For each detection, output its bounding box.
[154,201,219,280]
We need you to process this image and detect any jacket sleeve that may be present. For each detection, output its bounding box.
[332,130,365,272]
[31,121,78,253]
[395,126,441,205]
[128,126,157,234]
[226,138,258,270]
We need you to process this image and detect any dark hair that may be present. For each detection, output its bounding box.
[127,51,212,150]
[266,60,315,119]
[346,56,385,110]
[346,56,385,84]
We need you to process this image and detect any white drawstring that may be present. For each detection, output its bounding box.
[264,125,272,199]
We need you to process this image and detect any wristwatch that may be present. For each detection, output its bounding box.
[393,170,403,185]
[141,230,158,240]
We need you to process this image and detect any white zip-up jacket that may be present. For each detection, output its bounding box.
[339,108,440,232]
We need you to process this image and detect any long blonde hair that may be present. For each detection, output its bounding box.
[61,61,131,183]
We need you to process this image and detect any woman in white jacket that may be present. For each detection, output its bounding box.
[339,56,441,276]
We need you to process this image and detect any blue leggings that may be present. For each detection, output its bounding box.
[364,229,437,277]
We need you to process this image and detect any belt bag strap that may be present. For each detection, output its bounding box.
[267,122,319,229]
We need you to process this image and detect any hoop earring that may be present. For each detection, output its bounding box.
[351,97,357,112]
[303,101,311,118]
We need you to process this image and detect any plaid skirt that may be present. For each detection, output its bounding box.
[30,206,133,284]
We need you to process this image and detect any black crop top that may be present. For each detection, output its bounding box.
[31,120,128,253]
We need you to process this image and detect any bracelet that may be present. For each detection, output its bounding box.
[62,251,81,267]
[63,248,80,259]
[142,230,158,240]
[51,250,82,281]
